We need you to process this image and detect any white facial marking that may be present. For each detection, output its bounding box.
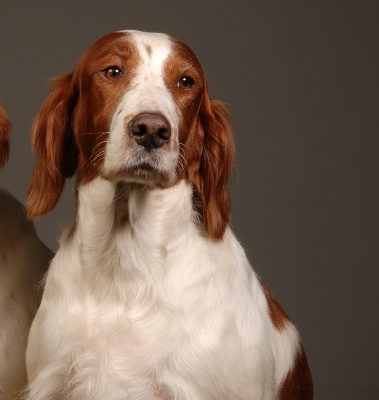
[103,31,179,185]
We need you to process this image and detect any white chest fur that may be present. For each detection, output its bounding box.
[26,179,298,399]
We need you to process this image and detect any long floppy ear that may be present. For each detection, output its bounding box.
[0,104,11,168]
[194,96,235,240]
[27,74,78,219]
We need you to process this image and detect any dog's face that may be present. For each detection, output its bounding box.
[28,30,234,240]
[0,104,11,168]
[98,32,205,187]
[35,31,207,187]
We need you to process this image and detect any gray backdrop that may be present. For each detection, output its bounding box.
[0,1,378,399]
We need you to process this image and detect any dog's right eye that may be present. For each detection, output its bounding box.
[102,66,123,80]
[177,76,195,90]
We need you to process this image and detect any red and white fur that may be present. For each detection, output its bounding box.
[25,30,313,399]
[0,105,51,399]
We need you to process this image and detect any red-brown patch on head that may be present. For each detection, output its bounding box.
[0,104,11,168]
[164,39,205,147]
[27,32,140,219]
[164,38,235,240]
[279,344,313,400]
[71,32,139,183]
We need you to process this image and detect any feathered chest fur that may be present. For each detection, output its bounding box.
[37,179,271,398]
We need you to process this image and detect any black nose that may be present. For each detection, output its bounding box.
[129,113,171,150]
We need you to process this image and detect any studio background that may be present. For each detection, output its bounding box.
[0,1,378,399]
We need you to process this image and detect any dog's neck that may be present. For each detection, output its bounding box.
[73,177,198,298]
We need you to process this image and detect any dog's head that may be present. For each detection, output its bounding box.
[0,104,11,168]
[27,30,234,240]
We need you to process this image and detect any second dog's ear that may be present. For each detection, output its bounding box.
[27,74,78,219]
[0,104,11,169]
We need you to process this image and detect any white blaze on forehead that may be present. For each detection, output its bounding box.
[112,30,178,123]
[126,31,176,117]
[129,30,172,76]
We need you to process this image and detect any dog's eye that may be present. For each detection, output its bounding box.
[102,66,123,80]
[177,76,195,90]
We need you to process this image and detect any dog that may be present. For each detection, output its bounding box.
[0,104,52,399]
[25,30,313,399]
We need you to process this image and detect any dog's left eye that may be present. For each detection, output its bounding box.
[177,76,195,89]
[102,66,123,80]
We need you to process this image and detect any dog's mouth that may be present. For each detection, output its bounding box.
[127,163,161,179]
[107,159,173,186]
[102,135,179,186]
[133,162,156,172]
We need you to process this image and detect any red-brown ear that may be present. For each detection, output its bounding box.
[0,104,11,168]
[194,97,235,240]
[27,74,78,219]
